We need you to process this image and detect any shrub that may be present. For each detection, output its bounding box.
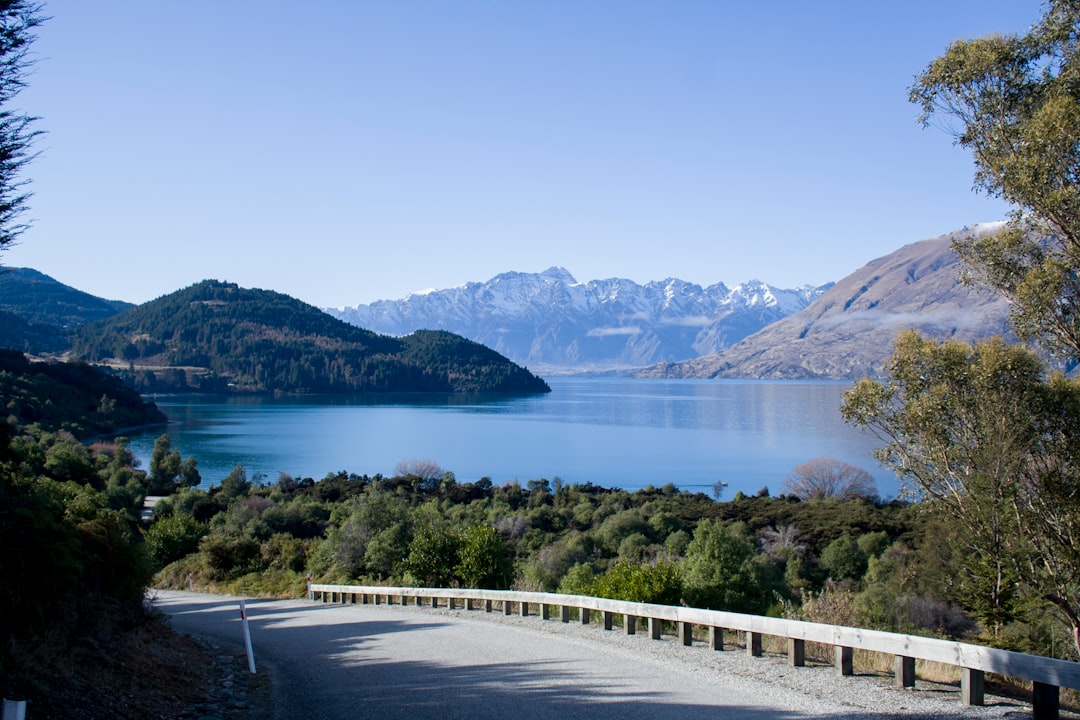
[144,512,207,569]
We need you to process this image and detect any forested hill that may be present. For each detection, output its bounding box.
[0,267,133,328]
[0,348,166,437]
[67,280,551,395]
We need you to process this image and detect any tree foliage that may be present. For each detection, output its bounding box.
[0,348,165,438]
[910,0,1080,360]
[681,519,779,614]
[0,1,43,253]
[843,332,1080,648]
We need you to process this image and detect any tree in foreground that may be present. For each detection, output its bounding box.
[839,0,1080,657]
[843,332,1080,651]
[783,457,877,501]
[911,0,1080,360]
[0,1,43,253]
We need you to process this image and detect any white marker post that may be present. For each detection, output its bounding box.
[239,599,256,673]
[2,699,26,720]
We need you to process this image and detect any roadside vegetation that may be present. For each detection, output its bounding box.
[142,452,1067,663]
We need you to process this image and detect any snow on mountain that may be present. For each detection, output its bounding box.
[636,226,1014,381]
[326,268,831,373]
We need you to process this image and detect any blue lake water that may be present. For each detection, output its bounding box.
[127,377,897,499]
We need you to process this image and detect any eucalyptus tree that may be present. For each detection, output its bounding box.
[910,0,1080,360]
[843,332,1080,651]
[838,0,1080,655]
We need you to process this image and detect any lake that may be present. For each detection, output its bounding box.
[127,377,897,499]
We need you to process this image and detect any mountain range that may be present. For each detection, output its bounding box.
[638,223,1013,380]
[0,222,1021,382]
[328,268,832,374]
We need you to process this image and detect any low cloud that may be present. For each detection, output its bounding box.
[817,309,992,331]
[587,326,643,337]
[658,315,713,328]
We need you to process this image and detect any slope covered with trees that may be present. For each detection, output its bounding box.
[0,267,132,329]
[0,348,165,437]
[68,280,550,395]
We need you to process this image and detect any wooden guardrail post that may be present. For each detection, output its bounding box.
[679,622,693,646]
[894,656,915,688]
[788,638,805,667]
[961,668,984,706]
[1032,681,1059,719]
[835,646,853,676]
[503,600,512,616]
[310,582,1080,711]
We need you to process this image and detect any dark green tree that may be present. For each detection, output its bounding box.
[819,534,868,583]
[681,519,773,614]
[0,1,43,254]
[144,512,207,569]
[404,525,459,587]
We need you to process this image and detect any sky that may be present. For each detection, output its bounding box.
[3,1,1042,309]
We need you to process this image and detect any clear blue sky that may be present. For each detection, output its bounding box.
[5,1,1039,308]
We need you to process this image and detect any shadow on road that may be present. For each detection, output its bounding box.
[151,592,1025,720]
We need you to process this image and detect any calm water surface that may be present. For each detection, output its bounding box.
[128,377,896,498]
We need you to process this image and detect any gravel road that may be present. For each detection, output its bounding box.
[153,590,1057,720]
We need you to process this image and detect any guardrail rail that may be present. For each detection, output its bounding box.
[309,583,1079,719]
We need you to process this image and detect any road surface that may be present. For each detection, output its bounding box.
[152,591,1011,720]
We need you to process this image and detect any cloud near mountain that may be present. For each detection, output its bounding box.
[636,224,1014,380]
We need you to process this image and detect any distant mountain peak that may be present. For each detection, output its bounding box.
[539,266,577,284]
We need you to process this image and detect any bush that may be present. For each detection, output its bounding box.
[591,561,683,605]
[819,534,868,582]
[144,512,207,569]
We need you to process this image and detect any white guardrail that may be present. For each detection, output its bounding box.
[309,583,1079,718]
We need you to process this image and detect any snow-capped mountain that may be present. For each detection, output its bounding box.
[637,225,1014,380]
[326,268,831,373]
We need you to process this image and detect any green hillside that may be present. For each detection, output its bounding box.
[0,348,166,437]
[0,308,68,353]
[68,280,550,395]
[0,267,132,329]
